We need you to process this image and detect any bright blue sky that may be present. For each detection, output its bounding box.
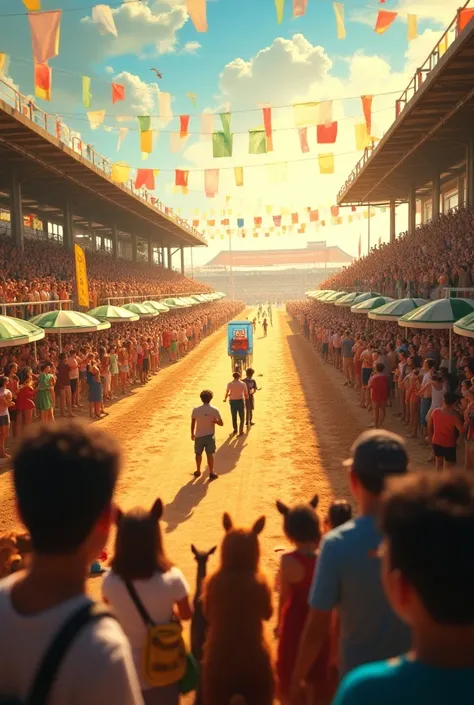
[0,0,458,262]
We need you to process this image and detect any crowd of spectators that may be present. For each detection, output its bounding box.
[323,207,474,298]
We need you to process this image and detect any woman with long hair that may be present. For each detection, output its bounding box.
[102,498,193,705]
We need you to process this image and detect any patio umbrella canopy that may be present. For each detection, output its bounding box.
[334,292,364,307]
[0,315,45,348]
[29,310,111,335]
[321,291,347,303]
[351,296,394,314]
[398,298,474,329]
[453,311,474,339]
[162,298,189,308]
[87,305,139,323]
[143,300,170,313]
[368,298,427,322]
[121,303,159,319]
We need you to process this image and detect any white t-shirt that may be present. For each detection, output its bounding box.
[192,404,222,437]
[0,574,143,705]
[102,568,189,690]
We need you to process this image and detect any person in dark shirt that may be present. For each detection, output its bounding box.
[243,368,258,427]
[58,352,74,418]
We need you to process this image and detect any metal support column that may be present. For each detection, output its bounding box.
[89,221,95,251]
[467,132,474,208]
[180,247,185,275]
[42,220,49,242]
[432,171,440,220]
[10,172,24,252]
[167,246,172,270]
[458,177,465,209]
[389,200,396,243]
[408,185,416,236]
[111,224,118,260]
[63,200,74,251]
[131,234,137,263]
[148,238,153,268]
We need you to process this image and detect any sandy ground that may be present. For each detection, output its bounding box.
[0,308,427,601]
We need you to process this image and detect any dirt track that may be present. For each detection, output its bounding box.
[0,309,427,595]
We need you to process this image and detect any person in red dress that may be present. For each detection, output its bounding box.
[368,362,389,429]
[275,494,330,705]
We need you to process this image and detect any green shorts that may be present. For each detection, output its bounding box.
[194,434,216,456]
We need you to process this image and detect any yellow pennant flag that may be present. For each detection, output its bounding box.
[87,110,105,130]
[74,244,89,308]
[187,92,198,106]
[0,53,9,76]
[266,205,273,215]
[439,34,448,57]
[140,131,153,154]
[82,76,92,109]
[333,2,346,39]
[111,161,130,184]
[234,167,244,186]
[23,0,41,10]
[354,123,371,150]
[275,0,284,23]
[318,153,334,174]
[407,14,418,42]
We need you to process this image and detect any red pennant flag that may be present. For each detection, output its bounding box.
[111,83,125,104]
[180,115,190,138]
[331,206,339,217]
[263,107,273,152]
[298,127,309,153]
[375,10,397,34]
[254,216,262,226]
[358,235,362,258]
[361,95,373,135]
[309,209,319,222]
[317,121,338,144]
[291,213,299,224]
[459,8,474,32]
[273,215,282,227]
[175,169,189,187]
[351,205,357,212]
[134,169,155,190]
[192,219,199,227]
[221,219,229,226]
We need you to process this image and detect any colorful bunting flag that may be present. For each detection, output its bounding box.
[439,34,449,57]
[23,0,41,11]
[117,127,128,151]
[135,169,155,190]
[294,102,319,127]
[254,217,262,226]
[355,122,371,150]
[298,127,310,153]
[180,115,190,138]
[112,82,125,104]
[263,107,273,152]
[333,3,346,39]
[192,219,199,227]
[221,218,229,226]
[220,112,231,135]
[111,162,130,184]
[207,219,215,226]
[317,101,333,126]
[186,0,208,32]
[137,115,152,153]
[234,166,244,187]
[249,129,267,154]
[407,14,418,41]
[309,209,319,222]
[28,10,61,65]
[291,213,299,224]
[361,95,372,134]
[293,0,307,17]
[205,169,219,197]
[318,153,334,174]
[237,218,244,228]
[87,109,105,130]
[0,54,8,76]
[317,121,338,144]
[331,206,339,217]
[34,61,51,101]
[187,92,198,107]
[91,5,118,37]
[200,112,214,140]
[158,92,172,123]
[170,132,188,153]
[458,8,474,32]
[213,132,233,158]
[275,0,285,23]
[82,76,92,109]
[267,162,288,184]
[375,10,397,34]
[273,215,282,227]
[175,169,189,188]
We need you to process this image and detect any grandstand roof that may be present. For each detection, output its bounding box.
[0,81,205,248]
[206,246,353,267]
[337,14,474,205]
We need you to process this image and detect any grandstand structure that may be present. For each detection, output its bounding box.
[192,242,353,302]
[0,77,206,274]
[337,6,474,239]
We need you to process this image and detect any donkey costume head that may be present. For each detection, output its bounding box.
[220,513,265,572]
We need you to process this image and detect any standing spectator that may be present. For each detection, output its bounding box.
[290,431,411,698]
[428,392,464,470]
[342,331,355,387]
[191,389,223,481]
[0,376,13,459]
[368,363,389,429]
[223,371,249,436]
[36,361,55,423]
[0,422,143,705]
[333,472,474,705]
[58,352,74,418]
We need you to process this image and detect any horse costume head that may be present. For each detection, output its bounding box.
[220,513,265,572]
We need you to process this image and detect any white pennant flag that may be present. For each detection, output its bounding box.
[91,5,118,37]
[200,112,214,140]
[117,127,128,151]
[317,101,333,126]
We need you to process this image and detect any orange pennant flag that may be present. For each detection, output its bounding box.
[459,8,474,32]
[135,169,155,190]
[263,107,273,152]
[186,0,207,32]
[111,82,125,104]
[361,95,372,135]
[180,115,190,138]
[293,0,307,17]
[375,10,397,34]
[34,61,51,101]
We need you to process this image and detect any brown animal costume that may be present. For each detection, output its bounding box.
[201,513,274,705]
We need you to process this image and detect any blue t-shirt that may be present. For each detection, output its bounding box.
[333,656,474,705]
[309,515,410,675]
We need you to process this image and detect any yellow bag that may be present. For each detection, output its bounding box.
[126,582,187,687]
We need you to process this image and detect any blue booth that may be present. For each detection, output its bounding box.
[227,320,253,372]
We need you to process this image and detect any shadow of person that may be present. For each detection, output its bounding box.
[212,433,246,477]
[164,476,209,533]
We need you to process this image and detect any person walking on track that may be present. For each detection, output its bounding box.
[263,318,268,337]
[224,371,248,436]
[191,389,223,482]
[243,367,257,427]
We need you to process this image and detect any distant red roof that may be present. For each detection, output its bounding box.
[206,246,353,268]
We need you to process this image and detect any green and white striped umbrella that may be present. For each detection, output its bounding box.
[179,297,200,306]
[190,295,208,304]
[87,305,139,323]
[368,298,427,322]
[121,303,159,319]
[143,300,170,313]
[29,310,111,334]
[163,298,190,308]
[351,296,394,314]
[321,291,347,303]
[453,312,474,339]
[308,290,329,299]
[215,292,226,299]
[0,315,45,348]
[399,298,474,329]
[334,291,364,306]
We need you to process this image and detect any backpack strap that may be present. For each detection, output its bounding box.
[124,581,154,627]
[27,603,115,705]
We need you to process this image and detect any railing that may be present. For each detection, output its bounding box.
[104,294,208,305]
[337,0,474,201]
[0,299,72,317]
[0,77,205,245]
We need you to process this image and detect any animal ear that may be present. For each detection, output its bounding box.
[223,513,233,532]
[115,508,123,524]
[252,516,266,535]
[208,546,217,556]
[191,544,198,557]
[276,500,289,516]
[151,498,163,520]
[309,494,319,509]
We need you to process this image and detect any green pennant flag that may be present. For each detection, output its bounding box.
[249,129,267,155]
[82,76,92,109]
[275,0,285,23]
[220,112,231,135]
[213,131,233,158]
[137,115,151,132]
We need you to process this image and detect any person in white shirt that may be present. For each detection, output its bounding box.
[223,371,249,436]
[102,498,193,705]
[191,389,223,481]
[0,421,143,705]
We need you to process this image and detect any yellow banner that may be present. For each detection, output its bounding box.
[74,244,89,308]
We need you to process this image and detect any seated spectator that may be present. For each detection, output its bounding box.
[0,422,143,705]
[333,471,474,705]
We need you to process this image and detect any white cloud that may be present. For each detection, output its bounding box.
[104,66,115,74]
[182,41,202,54]
[112,71,157,114]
